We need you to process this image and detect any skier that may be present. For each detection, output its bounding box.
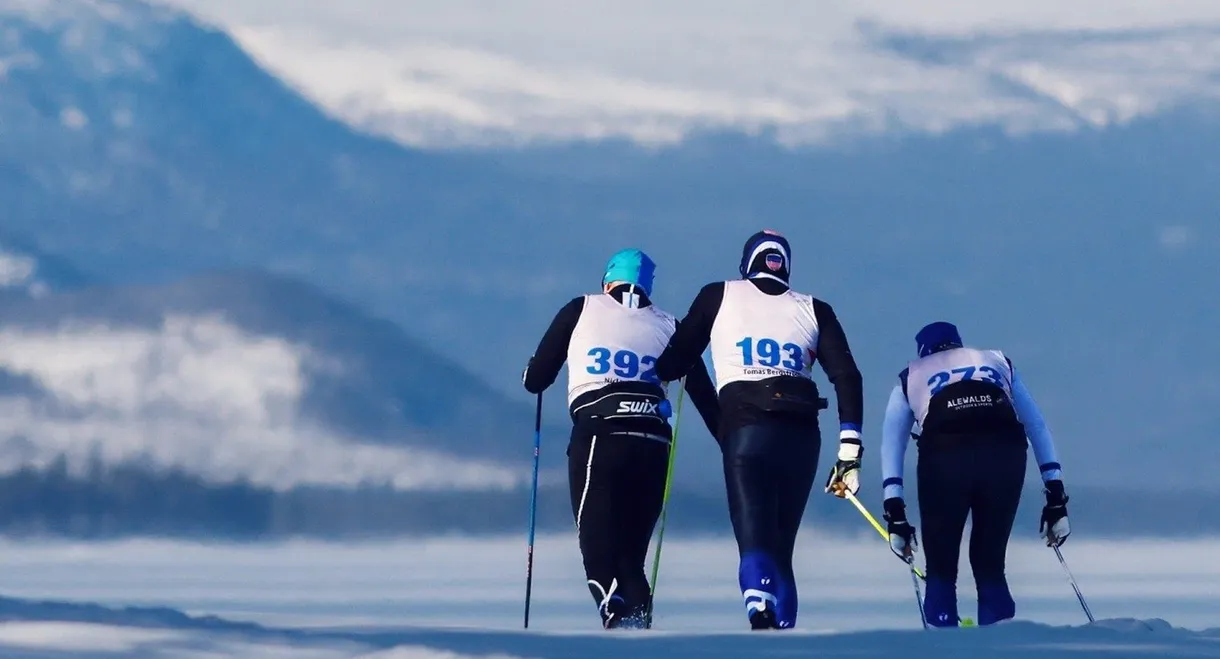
[653,229,865,630]
[879,321,1071,627]
[522,248,720,630]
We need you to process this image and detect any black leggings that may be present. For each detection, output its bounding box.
[722,419,820,628]
[917,439,1027,625]
[567,426,670,624]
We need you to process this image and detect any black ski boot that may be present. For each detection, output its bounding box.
[601,596,631,629]
[749,605,780,630]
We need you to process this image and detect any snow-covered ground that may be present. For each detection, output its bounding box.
[0,533,1218,657]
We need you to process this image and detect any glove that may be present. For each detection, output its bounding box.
[883,497,918,562]
[824,440,862,498]
[1040,479,1070,547]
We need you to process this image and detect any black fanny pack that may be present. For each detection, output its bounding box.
[734,377,829,415]
[570,382,671,428]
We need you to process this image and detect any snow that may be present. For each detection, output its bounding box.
[0,315,526,491]
[0,533,1218,657]
[0,0,173,89]
[0,618,1215,658]
[6,0,1220,147]
[59,106,88,129]
[0,0,176,30]
[153,0,1220,148]
[0,249,37,288]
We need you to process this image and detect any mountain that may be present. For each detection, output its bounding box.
[0,266,577,484]
[1,0,1217,505]
[0,248,1207,540]
[0,253,594,537]
[175,4,1220,149]
[0,0,527,289]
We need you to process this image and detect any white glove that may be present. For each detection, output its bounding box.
[824,440,862,498]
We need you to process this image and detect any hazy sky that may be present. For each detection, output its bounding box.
[151,0,1220,147]
[160,0,1220,35]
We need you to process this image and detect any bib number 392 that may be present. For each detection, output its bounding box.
[587,347,659,382]
[736,336,805,371]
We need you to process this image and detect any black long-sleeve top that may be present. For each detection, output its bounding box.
[654,278,863,441]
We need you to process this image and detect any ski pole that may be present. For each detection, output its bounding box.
[908,558,928,630]
[843,491,926,580]
[645,379,685,629]
[1053,544,1095,623]
[843,492,929,628]
[523,392,543,629]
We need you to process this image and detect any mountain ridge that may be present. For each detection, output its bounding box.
[0,0,1216,501]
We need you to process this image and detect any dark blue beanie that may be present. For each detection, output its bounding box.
[916,321,963,357]
[739,230,791,281]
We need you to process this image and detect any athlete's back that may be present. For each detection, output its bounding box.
[564,291,676,406]
[520,248,720,629]
[902,345,1025,443]
[653,229,864,631]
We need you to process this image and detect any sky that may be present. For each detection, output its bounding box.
[153,0,1220,147]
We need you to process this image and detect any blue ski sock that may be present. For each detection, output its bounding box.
[774,571,798,628]
[739,550,780,622]
[976,580,1015,625]
[923,576,959,627]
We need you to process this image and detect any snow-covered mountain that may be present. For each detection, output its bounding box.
[0,269,552,491]
[0,256,594,537]
[0,0,1218,539]
[0,230,90,298]
[160,0,1220,148]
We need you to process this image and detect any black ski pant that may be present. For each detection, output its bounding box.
[917,438,1027,626]
[567,424,669,626]
[722,418,820,629]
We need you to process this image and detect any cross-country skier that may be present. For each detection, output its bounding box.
[879,321,1071,627]
[652,229,865,630]
[522,248,720,630]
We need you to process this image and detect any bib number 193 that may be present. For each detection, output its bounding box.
[736,336,805,371]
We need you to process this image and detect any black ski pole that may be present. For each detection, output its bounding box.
[1053,544,1095,623]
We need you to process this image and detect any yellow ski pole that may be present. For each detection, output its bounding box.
[644,379,684,629]
[843,491,926,580]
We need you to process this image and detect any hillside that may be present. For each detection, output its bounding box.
[0,0,1217,500]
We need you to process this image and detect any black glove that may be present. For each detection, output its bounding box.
[1040,480,1070,547]
[883,497,918,562]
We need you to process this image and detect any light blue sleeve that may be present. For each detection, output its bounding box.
[1010,367,1063,482]
[881,384,915,500]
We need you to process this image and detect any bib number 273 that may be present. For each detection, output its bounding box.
[736,336,805,371]
[587,347,659,382]
[927,365,1004,395]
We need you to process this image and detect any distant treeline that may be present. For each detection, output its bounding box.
[0,456,724,539]
[0,457,1210,540]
